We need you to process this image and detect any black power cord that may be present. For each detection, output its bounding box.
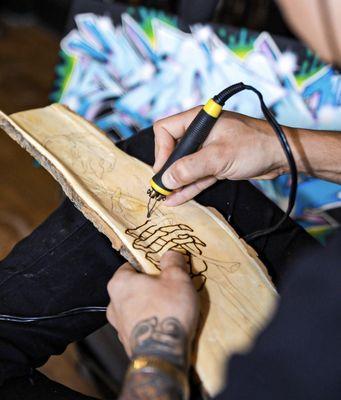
[0,83,297,324]
[0,307,107,324]
[213,82,297,241]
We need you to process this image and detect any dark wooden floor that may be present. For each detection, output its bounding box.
[0,21,61,258]
[0,19,100,398]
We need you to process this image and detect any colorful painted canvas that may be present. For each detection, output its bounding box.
[52,8,341,240]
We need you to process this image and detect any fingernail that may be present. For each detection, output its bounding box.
[163,194,178,206]
[162,171,176,189]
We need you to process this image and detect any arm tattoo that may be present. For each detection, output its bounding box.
[131,316,189,369]
[119,317,189,400]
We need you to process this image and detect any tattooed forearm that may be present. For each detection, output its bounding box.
[119,317,190,400]
[131,316,189,369]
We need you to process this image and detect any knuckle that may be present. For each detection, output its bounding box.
[153,126,162,142]
[107,275,119,295]
[153,122,166,140]
[106,304,113,322]
[172,162,191,183]
[106,307,117,328]
[163,265,186,280]
[153,118,163,130]
[106,278,114,294]
[161,141,174,154]
[154,116,172,133]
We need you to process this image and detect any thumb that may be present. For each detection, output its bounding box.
[153,107,202,172]
[162,145,219,190]
[159,250,188,279]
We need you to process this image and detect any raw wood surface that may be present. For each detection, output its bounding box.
[0,104,277,397]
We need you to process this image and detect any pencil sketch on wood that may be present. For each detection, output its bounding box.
[0,104,277,397]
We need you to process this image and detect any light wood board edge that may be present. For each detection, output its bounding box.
[0,105,275,286]
[0,104,278,397]
[0,109,141,270]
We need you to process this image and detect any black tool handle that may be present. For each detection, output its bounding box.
[152,109,218,192]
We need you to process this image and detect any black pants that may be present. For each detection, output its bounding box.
[0,127,317,399]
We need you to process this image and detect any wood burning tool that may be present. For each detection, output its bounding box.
[0,83,299,329]
[146,82,297,242]
[147,96,224,217]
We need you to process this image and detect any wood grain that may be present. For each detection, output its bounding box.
[0,104,277,397]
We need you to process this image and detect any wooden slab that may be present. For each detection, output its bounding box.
[0,104,277,397]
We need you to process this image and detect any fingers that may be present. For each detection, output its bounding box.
[162,145,221,190]
[107,262,137,294]
[153,107,201,172]
[106,301,115,324]
[153,126,176,172]
[164,176,217,206]
[160,250,187,271]
[159,250,190,281]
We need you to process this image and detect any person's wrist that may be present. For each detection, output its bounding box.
[123,316,192,400]
[127,355,190,399]
[132,345,190,371]
[255,118,288,177]
[276,126,306,176]
[129,316,191,371]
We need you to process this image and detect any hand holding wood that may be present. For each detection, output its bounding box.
[0,104,277,396]
[106,251,199,368]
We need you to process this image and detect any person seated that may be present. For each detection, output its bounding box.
[0,1,340,399]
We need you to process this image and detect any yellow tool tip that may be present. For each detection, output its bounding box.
[150,179,172,196]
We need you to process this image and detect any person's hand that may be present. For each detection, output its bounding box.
[106,251,199,369]
[153,108,288,206]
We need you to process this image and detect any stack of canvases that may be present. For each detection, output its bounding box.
[52,9,341,240]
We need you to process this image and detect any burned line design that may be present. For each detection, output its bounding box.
[126,221,207,290]
[125,220,241,291]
